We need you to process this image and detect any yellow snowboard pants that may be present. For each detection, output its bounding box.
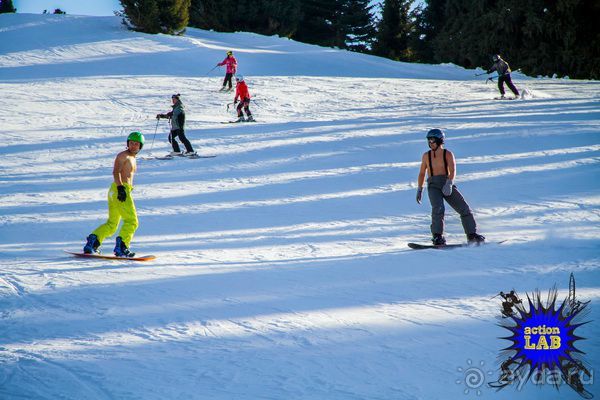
[92,183,138,247]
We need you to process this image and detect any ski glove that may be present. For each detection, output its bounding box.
[442,179,453,196]
[117,185,127,202]
[416,187,423,204]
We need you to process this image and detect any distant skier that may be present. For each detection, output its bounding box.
[233,75,254,122]
[416,129,485,245]
[217,50,237,91]
[83,132,144,257]
[156,94,196,156]
[487,54,520,99]
[499,290,522,317]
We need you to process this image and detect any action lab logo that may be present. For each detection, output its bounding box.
[489,274,594,399]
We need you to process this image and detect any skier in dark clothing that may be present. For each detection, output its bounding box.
[487,54,520,99]
[156,94,196,156]
[416,129,485,245]
[499,290,522,317]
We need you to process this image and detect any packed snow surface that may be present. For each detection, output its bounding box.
[0,13,599,400]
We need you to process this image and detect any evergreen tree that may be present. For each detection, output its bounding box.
[189,0,300,37]
[120,0,190,34]
[372,0,413,61]
[119,0,161,33]
[189,0,232,32]
[158,0,191,34]
[230,0,301,37]
[340,0,376,52]
[293,0,337,47]
[0,0,16,13]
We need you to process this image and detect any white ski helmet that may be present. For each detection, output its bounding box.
[236,75,244,82]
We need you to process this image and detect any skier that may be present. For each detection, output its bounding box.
[83,132,144,257]
[217,50,237,91]
[156,93,196,156]
[233,75,254,122]
[499,290,522,317]
[416,129,485,245]
[487,54,520,99]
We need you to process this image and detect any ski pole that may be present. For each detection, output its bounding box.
[206,65,219,76]
[226,102,234,112]
[149,118,159,152]
[474,71,489,77]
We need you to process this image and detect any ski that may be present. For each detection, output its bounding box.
[408,243,466,250]
[494,97,519,100]
[221,120,257,124]
[151,154,216,160]
[64,250,156,262]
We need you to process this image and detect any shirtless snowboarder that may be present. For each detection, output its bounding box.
[416,129,485,245]
[83,131,144,257]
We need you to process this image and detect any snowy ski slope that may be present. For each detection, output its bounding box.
[0,13,599,400]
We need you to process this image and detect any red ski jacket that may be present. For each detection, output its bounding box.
[234,81,250,101]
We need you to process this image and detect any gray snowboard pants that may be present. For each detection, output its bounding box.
[427,175,477,236]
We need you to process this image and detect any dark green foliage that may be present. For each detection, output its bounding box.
[189,0,301,37]
[120,0,190,34]
[414,0,600,79]
[340,0,376,52]
[292,0,337,46]
[292,0,376,50]
[158,0,191,34]
[0,0,16,13]
[230,0,301,37]
[121,0,599,78]
[120,0,161,33]
[372,0,413,61]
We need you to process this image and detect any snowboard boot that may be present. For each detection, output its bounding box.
[182,151,197,157]
[83,234,100,254]
[467,233,486,245]
[432,234,446,246]
[114,236,135,258]
[236,116,246,122]
[246,115,255,122]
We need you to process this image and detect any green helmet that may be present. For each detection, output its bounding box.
[127,131,145,150]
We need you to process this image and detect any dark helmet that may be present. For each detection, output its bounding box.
[127,131,145,150]
[492,54,500,62]
[171,93,181,100]
[426,128,445,144]
[226,50,233,56]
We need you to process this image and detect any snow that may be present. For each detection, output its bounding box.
[0,13,599,400]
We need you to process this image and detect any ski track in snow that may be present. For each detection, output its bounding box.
[0,13,599,400]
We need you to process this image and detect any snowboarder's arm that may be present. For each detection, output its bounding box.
[446,150,456,181]
[417,153,428,188]
[113,152,127,186]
